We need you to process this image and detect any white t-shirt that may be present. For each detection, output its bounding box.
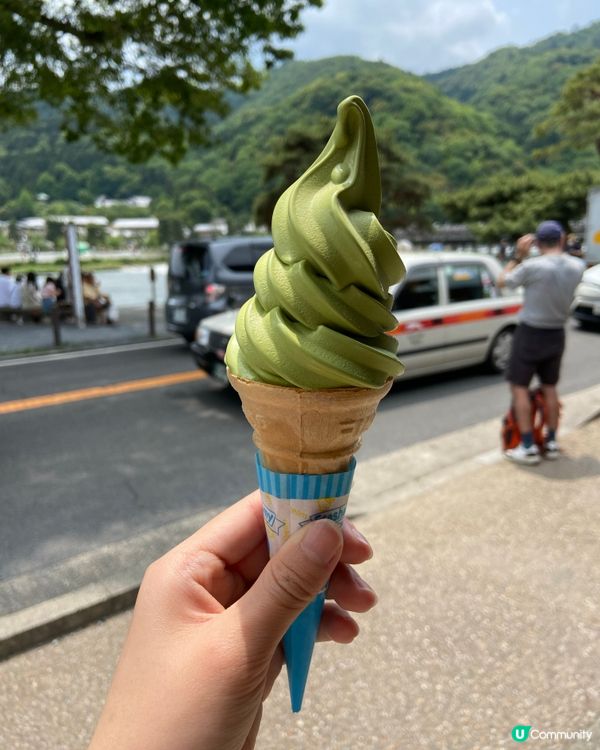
[0,273,15,307]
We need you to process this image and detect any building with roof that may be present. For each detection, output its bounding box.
[109,217,159,238]
[50,216,109,228]
[16,217,47,232]
[192,218,229,238]
[95,195,152,209]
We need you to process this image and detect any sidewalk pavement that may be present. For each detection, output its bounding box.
[0,307,174,356]
[1,400,599,749]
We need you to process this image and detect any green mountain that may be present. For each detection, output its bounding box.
[0,22,598,227]
[197,56,523,217]
[426,21,600,160]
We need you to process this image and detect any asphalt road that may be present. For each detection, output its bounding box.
[1,325,599,582]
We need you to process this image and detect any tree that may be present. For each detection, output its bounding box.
[1,189,36,220]
[46,220,64,245]
[442,170,599,241]
[36,171,57,198]
[184,198,215,227]
[377,130,431,230]
[0,1,322,164]
[158,217,184,246]
[87,226,107,247]
[253,122,431,231]
[8,221,19,242]
[0,177,9,204]
[253,121,330,229]
[536,57,600,157]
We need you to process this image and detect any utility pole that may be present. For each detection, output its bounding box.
[66,223,86,328]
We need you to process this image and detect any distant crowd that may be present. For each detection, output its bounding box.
[0,266,115,324]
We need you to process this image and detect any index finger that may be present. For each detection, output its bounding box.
[172,490,265,567]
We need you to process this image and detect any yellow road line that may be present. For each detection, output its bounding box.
[0,370,207,415]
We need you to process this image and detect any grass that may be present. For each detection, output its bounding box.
[6,255,168,274]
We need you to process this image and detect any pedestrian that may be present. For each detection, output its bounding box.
[566,234,584,259]
[82,271,111,324]
[498,220,585,465]
[88,490,376,750]
[55,271,67,304]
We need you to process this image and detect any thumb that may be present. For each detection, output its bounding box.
[229,520,343,657]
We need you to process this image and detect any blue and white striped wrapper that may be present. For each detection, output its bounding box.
[256,454,356,556]
[255,453,357,711]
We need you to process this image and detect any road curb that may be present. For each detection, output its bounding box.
[0,508,218,662]
[350,382,600,518]
[0,335,180,365]
[2,383,600,661]
[0,585,137,662]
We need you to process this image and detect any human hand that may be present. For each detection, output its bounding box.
[89,490,376,750]
[515,233,535,260]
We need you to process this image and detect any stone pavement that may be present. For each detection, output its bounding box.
[0,307,173,355]
[1,415,599,749]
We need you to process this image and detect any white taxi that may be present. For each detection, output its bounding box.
[190,252,522,384]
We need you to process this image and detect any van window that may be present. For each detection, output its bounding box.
[170,244,209,283]
[445,264,496,302]
[394,266,439,310]
[223,245,255,272]
[223,243,270,272]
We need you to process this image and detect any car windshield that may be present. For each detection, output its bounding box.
[169,244,209,284]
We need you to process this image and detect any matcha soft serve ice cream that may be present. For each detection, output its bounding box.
[225,94,405,389]
[226,95,406,713]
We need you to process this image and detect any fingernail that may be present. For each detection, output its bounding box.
[300,521,342,566]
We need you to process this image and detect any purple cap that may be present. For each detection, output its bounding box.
[535,220,563,244]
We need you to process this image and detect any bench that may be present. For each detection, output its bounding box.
[0,303,73,322]
[0,306,43,322]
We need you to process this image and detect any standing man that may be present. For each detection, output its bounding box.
[498,221,585,465]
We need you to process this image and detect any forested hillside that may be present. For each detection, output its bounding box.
[198,56,523,217]
[0,22,598,229]
[426,21,600,165]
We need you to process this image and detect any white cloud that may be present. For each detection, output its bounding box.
[290,0,507,73]
[288,0,600,73]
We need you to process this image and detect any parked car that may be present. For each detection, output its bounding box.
[572,263,600,329]
[190,252,523,385]
[165,235,272,341]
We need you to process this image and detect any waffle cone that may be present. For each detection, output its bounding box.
[228,371,392,474]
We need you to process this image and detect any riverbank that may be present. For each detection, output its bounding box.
[0,253,167,274]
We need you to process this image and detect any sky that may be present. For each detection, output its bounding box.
[289,0,600,74]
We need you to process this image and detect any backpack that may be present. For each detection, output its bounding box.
[501,387,548,452]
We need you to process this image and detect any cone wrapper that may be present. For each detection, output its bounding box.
[256,454,356,712]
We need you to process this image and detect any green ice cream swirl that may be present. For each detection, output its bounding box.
[226,95,406,389]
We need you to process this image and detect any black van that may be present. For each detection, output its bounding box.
[165,235,272,341]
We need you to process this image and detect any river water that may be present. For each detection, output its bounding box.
[94,263,168,309]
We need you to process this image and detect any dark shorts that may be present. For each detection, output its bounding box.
[506,323,565,387]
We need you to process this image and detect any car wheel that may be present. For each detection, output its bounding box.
[182,332,195,343]
[486,327,514,373]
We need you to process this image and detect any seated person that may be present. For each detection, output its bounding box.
[21,272,42,322]
[41,276,59,315]
[82,272,110,324]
